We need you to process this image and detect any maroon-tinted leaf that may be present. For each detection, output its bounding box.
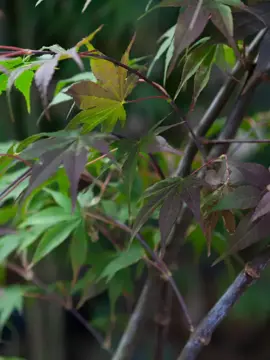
[20,137,72,160]
[131,189,171,242]
[213,185,262,211]
[90,138,114,161]
[251,191,270,223]
[228,161,270,190]
[63,145,88,211]
[22,147,67,201]
[181,184,202,227]
[159,190,182,250]
[170,3,210,73]
[35,54,60,106]
[214,212,270,264]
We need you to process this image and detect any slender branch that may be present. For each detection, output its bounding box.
[202,138,270,144]
[149,153,166,180]
[177,248,270,360]
[112,276,158,360]
[154,283,173,360]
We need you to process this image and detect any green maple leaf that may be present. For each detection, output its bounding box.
[67,36,137,132]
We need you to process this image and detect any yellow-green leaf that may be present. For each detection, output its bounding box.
[14,70,35,113]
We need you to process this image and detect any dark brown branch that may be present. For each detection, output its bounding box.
[177,248,270,360]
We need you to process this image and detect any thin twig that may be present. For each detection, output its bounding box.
[202,138,270,144]
[177,248,270,360]
[149,153,166,180]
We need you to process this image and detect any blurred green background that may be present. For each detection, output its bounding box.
[0,1,270,360]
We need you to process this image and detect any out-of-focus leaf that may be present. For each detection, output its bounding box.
[35,0,44,6]
[75,25,103,50]
[122,145,139,207]
[0,74,8,95]
[159,190,182,249]
[19,226,48,252]
[99,243,144,282]
[0,234,22,263]
[228,161,270,190]
[251,191,270,222]
[70,221,88,274]
[0,287,24,329]
[44,188,72,211]
[82,0,92,12]
[14,70,35,113]
[33,220,80,264]
[213,185,261,211]
[63,144,88,210]
[108,268,133,318]
[0,226,15,236]
[0,207,17,225]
